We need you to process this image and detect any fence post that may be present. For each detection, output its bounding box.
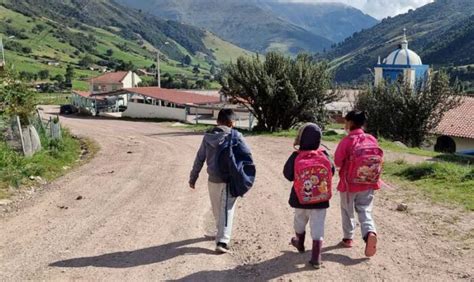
[16,116,26,155]
[195,107,199,125]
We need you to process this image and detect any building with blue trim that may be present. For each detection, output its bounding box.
[374,30,430,87]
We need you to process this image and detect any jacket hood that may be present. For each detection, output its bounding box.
[204,126,231,148]
[294,123,322,151]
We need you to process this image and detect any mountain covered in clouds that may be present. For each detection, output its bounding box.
[325,0,474,83]
[116,0,378,55]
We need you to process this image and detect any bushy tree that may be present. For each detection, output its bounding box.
[37,70,49,80]
[220,52,338,131]
[78,55,94,68]
[65,65,75,85]
[0,68,36,125]
[355,71,462,147]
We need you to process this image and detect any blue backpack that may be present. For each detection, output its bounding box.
[217,129,256,197]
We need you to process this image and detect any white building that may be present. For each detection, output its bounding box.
[435,97,474,154]
[89,71,141,94]
[374,30,429,88]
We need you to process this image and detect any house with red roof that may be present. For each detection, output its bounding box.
[89,71,141,94]
[434,96,474,153]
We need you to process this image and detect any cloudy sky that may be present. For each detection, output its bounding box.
[283,0,434,19]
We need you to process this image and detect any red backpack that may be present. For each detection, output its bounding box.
[294,150,333,205]
[347,134,384,185]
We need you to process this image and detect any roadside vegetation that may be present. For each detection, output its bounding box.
[0,129,82,199]
[0,68,86,199]
[384,159,474,211]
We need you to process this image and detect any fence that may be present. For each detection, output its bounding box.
[0,110,61,157]
[185,105,256,131]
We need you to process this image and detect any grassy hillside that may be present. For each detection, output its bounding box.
[325,0,474,83]
[203,32,254,63]
[0,0,249,91]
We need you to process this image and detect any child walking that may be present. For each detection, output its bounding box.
[189,109,251,254]
[283,123,335,269]
[334,111,383,257]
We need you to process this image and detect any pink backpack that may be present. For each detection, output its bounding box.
[294,150,333,205]
[347,134,384,185]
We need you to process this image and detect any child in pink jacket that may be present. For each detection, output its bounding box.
[334,110,382,257]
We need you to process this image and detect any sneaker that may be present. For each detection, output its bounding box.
[364,232,377,257]
[340,238,354,248]
[216,242,230,254]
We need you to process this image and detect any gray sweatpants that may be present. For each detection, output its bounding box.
[294,209,327,241]
[340,189,376,240]
[208,182,237,245]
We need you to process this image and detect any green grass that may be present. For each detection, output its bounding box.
[0,5,216,91]
[379,139,439,157]
[0,128,82,199]
[384,161,474,211]
[35,93,71,105]
[203,32,253,63]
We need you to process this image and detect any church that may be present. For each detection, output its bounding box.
[374,30,430,87]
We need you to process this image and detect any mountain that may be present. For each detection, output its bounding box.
[325,0,474,83]
[0,0,250,90]
[256,1,378,43]
[115,0,334,55]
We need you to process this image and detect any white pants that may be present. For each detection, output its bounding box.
[340,189,376,240]
[208,182,237,245]
[294,209,327,241]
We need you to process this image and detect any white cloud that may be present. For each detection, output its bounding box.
[280,0,434,19]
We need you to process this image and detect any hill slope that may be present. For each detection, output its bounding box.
[0,0,249,90]
[115,0,334,55]
[256,1,378,43]
[325,0,474,82]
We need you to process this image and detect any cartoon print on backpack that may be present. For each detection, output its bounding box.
[303,179,313,200]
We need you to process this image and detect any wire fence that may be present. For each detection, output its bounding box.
[0,110,62,157]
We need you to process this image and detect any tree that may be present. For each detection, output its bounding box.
[65,65,75,84]
[355,72,463,147]
[182,55,192,66]
[0,68,36,125]
[221,52,339,131]
[19,71,35,81]
[78,55,94,68]
[38,70,49,80]
[116,60,135,71]
[52,74,64,84]
[193,64,201,75]
[210,65,217,76]
[106,49,114,57]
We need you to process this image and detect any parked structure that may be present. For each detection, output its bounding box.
[435,96,474,153]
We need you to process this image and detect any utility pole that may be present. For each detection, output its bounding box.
[0,37,5,71]
[156,41,169,88]
[156,50,161,88]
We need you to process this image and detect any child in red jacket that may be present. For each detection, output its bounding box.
[334,111,383,257]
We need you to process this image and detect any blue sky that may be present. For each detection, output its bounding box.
[283,0,434,19]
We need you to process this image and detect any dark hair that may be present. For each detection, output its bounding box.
[345,110,367,128]
[217,109,236,125]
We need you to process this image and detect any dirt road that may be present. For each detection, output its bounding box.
[0,107,472,281]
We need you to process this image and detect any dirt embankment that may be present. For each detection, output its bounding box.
[0,107,472,281]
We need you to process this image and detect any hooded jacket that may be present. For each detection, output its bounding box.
[283,123,335,209]
[189,126,249,185]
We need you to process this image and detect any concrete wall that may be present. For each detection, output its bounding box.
[122,102,186,121]
[454,137,474,152]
